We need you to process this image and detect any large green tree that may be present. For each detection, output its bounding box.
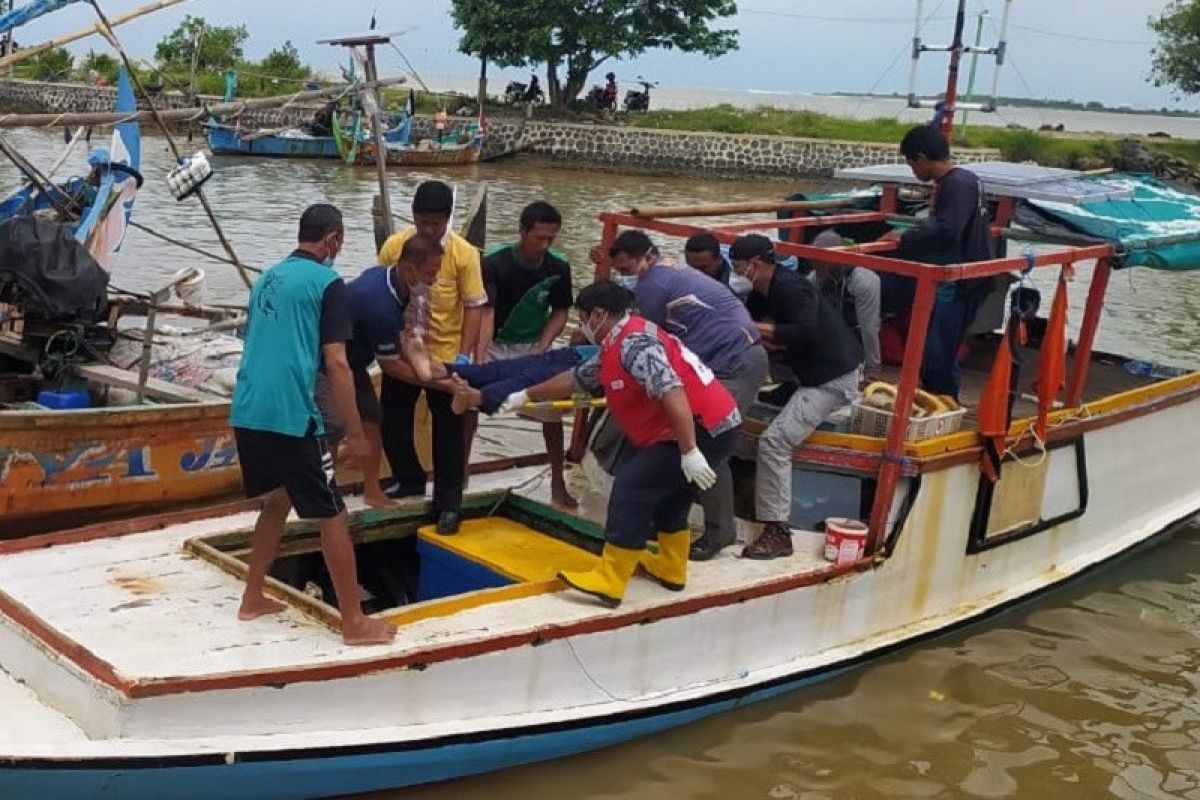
[24,46,73,82]
[154,15,248,73]
[451,0,739,107]
[1149,0,1200,96]
[257,41,311,82]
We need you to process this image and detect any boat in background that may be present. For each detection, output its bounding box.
[203,121,340,159]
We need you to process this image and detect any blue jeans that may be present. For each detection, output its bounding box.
[451,347,583,413]
[922,296,976,399]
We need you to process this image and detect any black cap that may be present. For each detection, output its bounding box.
[728,234,776,262]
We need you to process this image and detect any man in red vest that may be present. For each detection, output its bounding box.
[520,281,741,607]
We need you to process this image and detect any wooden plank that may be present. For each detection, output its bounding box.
[0,332,36,362]
[75,363,212,403]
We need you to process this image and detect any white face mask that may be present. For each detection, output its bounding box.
[729,273,753,300]
[613,273,638,292]
[580,312,605,345]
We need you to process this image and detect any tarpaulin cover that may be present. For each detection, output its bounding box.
[0,0,80,35]
[1018,173,1200,271]
[0,216,107,319]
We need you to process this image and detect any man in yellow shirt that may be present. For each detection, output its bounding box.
[377,181,487,534]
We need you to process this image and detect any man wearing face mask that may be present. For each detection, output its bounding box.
[519,281,741,607]
[377,181,488,535]
[316,234,443,509]
[729,234,863,560]
[230,204,395,645]
[604,229,768,562]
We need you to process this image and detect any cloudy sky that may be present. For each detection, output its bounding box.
[16,0,1200,110]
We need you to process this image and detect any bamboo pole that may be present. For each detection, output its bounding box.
[87,0,252,290]
[628,197,869,219]
[0,0,190,70]
[0,79,405,128]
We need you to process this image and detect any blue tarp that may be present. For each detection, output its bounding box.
[0,0,81,35]
[1020,173,1200,271]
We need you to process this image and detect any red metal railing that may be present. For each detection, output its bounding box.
[589,202,1118,555]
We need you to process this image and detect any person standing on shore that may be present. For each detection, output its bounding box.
[606,230,769,561]
[377,181,488,535]
[230,204,395,645]
[476,201,578,508]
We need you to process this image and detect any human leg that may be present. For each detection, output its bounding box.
[351,368,393,508]
[317,511,396,645]
[426,386,465,520]
[379,375,426,496]
[691,346,769,560]
[543,419,577,509]
[238,487,292,620]
[921,296,973,399]
[747,371,859,559]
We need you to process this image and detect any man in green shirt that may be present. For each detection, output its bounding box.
[230,204,395,645]
[477,201,577,508]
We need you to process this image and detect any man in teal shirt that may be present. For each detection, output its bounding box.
[231,203,395,646]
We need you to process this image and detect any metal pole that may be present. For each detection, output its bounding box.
[1,0,12,79]
[906,0,925,108]
[866,276,938,555]
[960,10,987,134]
[364,43,393,240]
[1066,258,1112,407]
[940,0,968,141]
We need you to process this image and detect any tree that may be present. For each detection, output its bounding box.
[1149,0,1200,96]
[451,0,739,107]
[257,41,311,82]
[154,15,248,73]
[78,50,120,84]
[25,46,73,82]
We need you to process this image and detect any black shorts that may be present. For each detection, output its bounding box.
[316,367,382,439]
[233,427,345,519]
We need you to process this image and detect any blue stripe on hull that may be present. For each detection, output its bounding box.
[0,668,842,800]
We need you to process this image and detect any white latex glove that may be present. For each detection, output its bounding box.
[680,448,716,491]
[498,389,531,415]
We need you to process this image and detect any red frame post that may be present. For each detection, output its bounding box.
[866,276,937,554]
[1066,257,1112,407]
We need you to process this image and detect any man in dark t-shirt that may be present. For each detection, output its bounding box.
[883,125,995,398]
[478,201,577,507]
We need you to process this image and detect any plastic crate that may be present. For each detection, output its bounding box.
[849,400,967,441]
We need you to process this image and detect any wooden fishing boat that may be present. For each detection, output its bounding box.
[3,158,1200,796]
[203,121,341,159]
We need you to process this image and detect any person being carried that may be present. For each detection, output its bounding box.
[229,203,395,645]
[476,201,578,507]
[809,229,882,377]
[730,233,864,561]
[316,234,442,509]
[880,125,994,399]
[521,281,741,607]
[430,344,600,416]
[377,180,488,535]
[606,229,769,562]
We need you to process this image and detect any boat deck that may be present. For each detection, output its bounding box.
[0,467,832,694]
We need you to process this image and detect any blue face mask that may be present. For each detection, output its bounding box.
[613,273,638,291]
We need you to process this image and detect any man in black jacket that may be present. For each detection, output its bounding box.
[730,235,864,560]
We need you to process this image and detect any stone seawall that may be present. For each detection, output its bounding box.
[1,79,1001,178]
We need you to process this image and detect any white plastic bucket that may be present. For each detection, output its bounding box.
[823,517,868,566]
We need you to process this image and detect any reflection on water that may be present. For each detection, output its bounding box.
[5,128,1200,798]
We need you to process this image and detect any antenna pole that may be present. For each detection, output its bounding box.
[940,0,968,141]
[960,9,987,134]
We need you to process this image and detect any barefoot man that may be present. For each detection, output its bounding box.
[317,234,442,508]
[230,204,395,645]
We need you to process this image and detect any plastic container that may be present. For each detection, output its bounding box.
[823,517,868,566]
[1123,360,1189,380]
[849,400,967,441]
[36,389,91,410]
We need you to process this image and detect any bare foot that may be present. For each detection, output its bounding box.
[342,616,397,646]
[551,481,579,510]
[450,378,479,416]
[363,489,397,509]
[238,595,287,620]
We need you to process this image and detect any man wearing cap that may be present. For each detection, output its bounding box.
[809,229,882,375]
[729,233,863,560]
[605,230,769,561]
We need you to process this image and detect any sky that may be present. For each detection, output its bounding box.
[13,0,1200,111]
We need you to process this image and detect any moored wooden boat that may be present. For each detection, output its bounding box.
[203,121,341,159]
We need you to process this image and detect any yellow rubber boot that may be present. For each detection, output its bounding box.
[557,543,642,608]
[639,530,690,591]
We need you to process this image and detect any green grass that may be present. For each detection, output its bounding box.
[630,104,1195,170]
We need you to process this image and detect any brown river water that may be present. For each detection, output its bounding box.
[5,129,1200,798]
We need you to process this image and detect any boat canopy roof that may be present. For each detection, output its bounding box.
[1017,173,1200,271]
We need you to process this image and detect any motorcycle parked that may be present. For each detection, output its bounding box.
[623,77,658,112]
[505,80,545,105]
[586,84,617,111]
